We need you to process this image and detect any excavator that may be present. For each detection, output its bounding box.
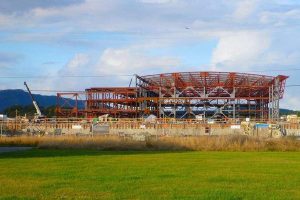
[24,82,45,122]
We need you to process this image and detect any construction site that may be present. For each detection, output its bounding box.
[2,71,300,138]
[57,71,288,121]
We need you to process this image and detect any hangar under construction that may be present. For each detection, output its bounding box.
[56,71,288,121]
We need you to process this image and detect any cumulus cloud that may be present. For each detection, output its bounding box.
[47,53,91,91]
[58,53,90,75]
[63,53,89,71]
[233,0,258,20]
[43,49,181,90]
[97,47,181,75]
[211,31,271,71]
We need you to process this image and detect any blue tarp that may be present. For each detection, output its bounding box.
[255,123,269,128]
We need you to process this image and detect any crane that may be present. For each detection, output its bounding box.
[24,82,44,119]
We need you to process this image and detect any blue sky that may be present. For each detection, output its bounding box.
[0,0,300,109]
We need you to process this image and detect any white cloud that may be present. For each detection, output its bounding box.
[233,0,258,20]
[281,91,300,110]
[211,31,271,71]
[97,47,181,75]
[0,0,231,33]
[263,51,300,67]
[46,53,91,91]
[40,49,181,90]
[58,53,89,75]
[260,9,300,26]
[0,0,84,14]
[66,53,89,70]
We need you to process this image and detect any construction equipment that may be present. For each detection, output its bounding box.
[24,82,44,121]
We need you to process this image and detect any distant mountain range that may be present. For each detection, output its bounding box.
[280,108,299,116]
[0,89,82,112]
[0,89,298,115]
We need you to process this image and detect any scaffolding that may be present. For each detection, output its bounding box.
[85,87,138,118]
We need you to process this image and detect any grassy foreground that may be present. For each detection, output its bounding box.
[0,150,300,199]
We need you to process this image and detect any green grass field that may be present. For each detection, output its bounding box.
[0,150,300,200]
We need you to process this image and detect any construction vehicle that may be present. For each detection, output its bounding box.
[24,82,44,122]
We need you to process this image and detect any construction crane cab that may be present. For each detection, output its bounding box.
[24,82,45,122]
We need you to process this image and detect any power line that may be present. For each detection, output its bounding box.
[1,89,84,92]
[11,84,300,93]
[0,74,133,79]
[244,68,300,73]
[285,84,300,87]
[1,68,300,80]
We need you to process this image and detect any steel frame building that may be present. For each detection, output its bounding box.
[56,71,288,121]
